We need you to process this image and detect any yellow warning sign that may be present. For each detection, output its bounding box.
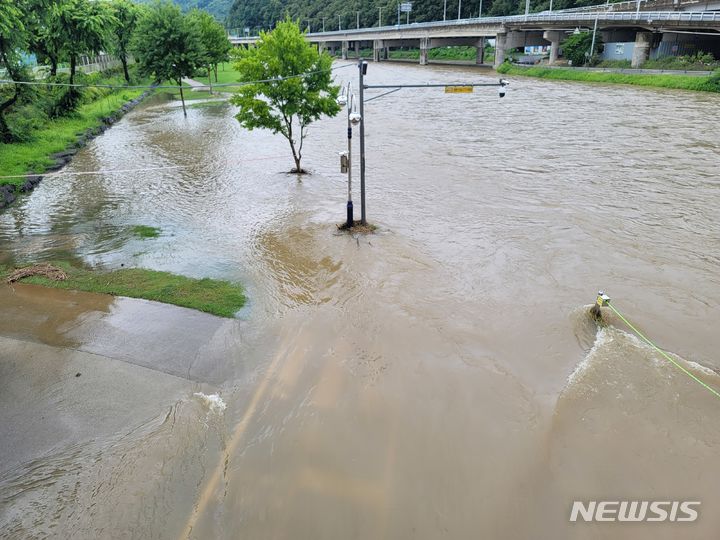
[444,86,474,93]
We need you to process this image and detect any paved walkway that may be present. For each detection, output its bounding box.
[182,77,212,91]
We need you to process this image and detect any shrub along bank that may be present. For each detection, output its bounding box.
[0,68,154,208]
[496,63,720,93]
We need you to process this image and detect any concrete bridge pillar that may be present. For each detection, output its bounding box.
[384,46,389,60]
[476,38,485,64]
[494,33,507,67]
[341,41,348,60]
[354,41,360,58]
[631,32,652,67]
[419,38,429,65]
[543,30,563,65]
[373,40,384,62]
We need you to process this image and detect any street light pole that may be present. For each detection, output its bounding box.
[358,59,367,225]
[346,88,354,227]
[457,0,462,19]
[357,11,360,28]
[479,0,483,17]
[322,17,325,32]
[338,14,341,30]
[378,7,383,26]
[444,0,447,20]
[397,2,400,25]
[525,0,530,19]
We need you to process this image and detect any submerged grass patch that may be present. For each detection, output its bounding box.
[131,225,161,238]
[1,262,246,318]
[496,64,720,93]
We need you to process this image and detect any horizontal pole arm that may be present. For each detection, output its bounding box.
[365,82,507,89]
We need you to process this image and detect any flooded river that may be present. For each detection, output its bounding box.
[1,61,720,539]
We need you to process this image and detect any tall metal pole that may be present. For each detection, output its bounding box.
[357,11,360,28]
[444,0,447,20]
[346,88,354,228]
[635,0,641,16]
[322,17,325,32]
[478,0,482,17]
[378,7,383,26]
[525,0,530,19]
[338,14,341,30]
[397,3,400,25]
[358,59,367,225]
[549,0,553,12]
[457,0,462,19]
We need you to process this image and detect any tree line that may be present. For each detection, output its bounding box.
[227,0,603,34]
[0,0,231,142]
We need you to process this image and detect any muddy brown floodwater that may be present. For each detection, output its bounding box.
[1,61,720,539]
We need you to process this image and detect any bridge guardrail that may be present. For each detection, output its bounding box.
[230,10,720,41]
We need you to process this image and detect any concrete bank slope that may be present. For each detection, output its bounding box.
[0,283,243,469]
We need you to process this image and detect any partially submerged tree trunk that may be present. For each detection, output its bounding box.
[177,78,187,117]
[291,151,302,173]
[284,113,306,174]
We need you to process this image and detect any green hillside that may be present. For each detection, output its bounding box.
[136,0,233,22]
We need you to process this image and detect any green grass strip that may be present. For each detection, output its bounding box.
[496,64,720,93]
[1,261,246,318]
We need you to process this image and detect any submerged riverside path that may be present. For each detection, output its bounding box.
[1,63,720,539]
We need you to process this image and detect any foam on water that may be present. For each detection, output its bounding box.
[563,309,720,402]
[565,326,612,389]
[193,392,227,414]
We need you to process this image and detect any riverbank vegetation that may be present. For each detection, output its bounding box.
[1,262,246,318]
[597,52,719,71]
[0,0,230,195]
[496,63,720,93]
[0,70,149,189]
[333,45,495,64]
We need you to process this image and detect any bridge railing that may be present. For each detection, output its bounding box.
[230,10,720,41]
[302,10,719,36]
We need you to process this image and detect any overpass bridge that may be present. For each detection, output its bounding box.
[230,9,720,67]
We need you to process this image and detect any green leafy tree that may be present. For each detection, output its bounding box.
[561,31,603,66]
[231,18,340,173]
[55,0,116,84]
[132,1,206,116]
[26,0,64,77]
[189,9,231,83]
[109,0,141,83]
[0,0,30,142]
